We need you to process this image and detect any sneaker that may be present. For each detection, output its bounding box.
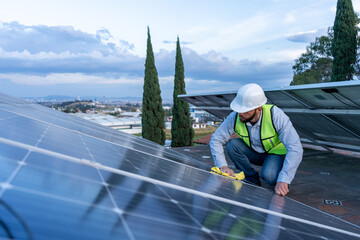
[243,173,261,186]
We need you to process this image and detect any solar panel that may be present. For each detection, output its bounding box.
[179,81,360,152]
[0,92,360,239]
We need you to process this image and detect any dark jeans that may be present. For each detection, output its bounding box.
[225,138,285,186]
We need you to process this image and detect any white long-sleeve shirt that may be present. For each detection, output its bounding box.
[210,106,303,184]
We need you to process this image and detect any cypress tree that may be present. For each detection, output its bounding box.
[171,36,194,147]
[142,27,165,145]
[331,0,357,81]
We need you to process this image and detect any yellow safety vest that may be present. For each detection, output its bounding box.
[234,104,287,155]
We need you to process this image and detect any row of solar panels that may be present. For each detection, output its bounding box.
[0,89,360,239]
[180,81,360,152]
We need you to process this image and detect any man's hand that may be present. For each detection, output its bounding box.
[275,182,289,196]
[220,166,235,177]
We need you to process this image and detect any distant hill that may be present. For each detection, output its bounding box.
[23,95,171,104]
[23,95,77,102]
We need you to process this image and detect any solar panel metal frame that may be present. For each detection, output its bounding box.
[179,81,360,152]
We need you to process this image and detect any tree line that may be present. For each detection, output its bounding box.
[291,0,359,85]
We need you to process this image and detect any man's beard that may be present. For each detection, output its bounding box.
[240,110,257,123]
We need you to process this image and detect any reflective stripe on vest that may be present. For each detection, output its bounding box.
[234,104,287,155]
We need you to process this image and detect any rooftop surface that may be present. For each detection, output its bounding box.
[172,144,360,227]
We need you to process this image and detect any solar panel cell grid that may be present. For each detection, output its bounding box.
[0,92,360,239]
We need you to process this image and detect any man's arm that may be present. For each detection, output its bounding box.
[273,107,303,186]
[209,112,237,174]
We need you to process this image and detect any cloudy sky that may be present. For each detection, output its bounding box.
[0,0,359,100]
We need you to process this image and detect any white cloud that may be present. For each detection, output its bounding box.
[0,47,82,59]
[0,21,295,98]
[0,73,143,85]
[0,21,134,56]
[286,28,327,43]
[266,49,306,62]
[159,76,174,84]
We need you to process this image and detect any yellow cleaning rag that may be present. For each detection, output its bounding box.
[211,167,245,181]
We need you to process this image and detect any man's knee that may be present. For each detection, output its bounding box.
[260,169,278,186]
[225,138,237,153]
[225,138,246,154]
[261,155,284,186]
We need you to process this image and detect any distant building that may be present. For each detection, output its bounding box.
[190,108,205,122]
[120,111,141,118]
[73,113,142,134]
[207,121,215,126]
[165,122,172,129]
[192,122,207,129]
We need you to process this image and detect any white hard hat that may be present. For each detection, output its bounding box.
[230,83,267,113]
